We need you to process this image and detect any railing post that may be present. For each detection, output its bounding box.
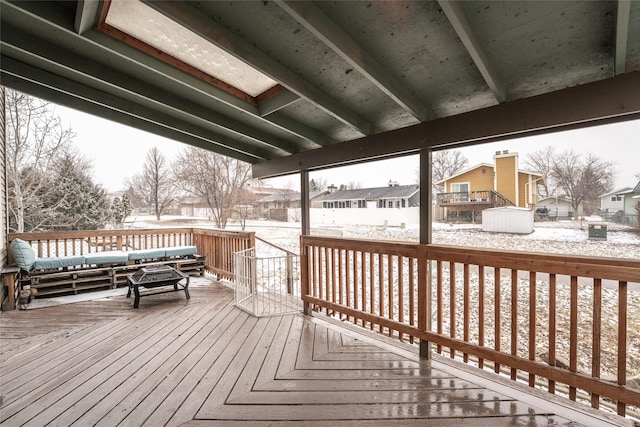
[300,236,310,315]
[418,244,431,359]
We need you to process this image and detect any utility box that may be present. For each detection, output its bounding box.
[588,223,607,240]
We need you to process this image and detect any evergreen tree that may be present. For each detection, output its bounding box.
[43,152,111,230]
[111,193,133,227]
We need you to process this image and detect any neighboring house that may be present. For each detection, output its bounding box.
[436,150,544,221]
[599,187,633,213]
[534,196,583,220]
[600,183,640,225]
[317,184,420,209]
[254,191,327,221]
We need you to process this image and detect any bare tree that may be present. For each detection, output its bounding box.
[127,147,175,220]
[431,150,468,193]
[310,176,328,192]
[173,147,252,229]
[524,146,556,198]
[551,150,616,215]
[5,89,74,232]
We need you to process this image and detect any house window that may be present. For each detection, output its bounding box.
[402,199,406,208]
[611,196,622,202]
[450,183,470,202]
[396,201,400,208]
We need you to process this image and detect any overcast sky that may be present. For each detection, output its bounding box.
[58,104,639,193]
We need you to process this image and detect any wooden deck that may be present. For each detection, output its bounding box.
[0,277,628,426]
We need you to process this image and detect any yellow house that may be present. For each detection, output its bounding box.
[436,151,543,220]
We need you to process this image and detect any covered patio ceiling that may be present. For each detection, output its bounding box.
[1,0,639,179]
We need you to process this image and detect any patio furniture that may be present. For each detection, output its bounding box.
[127,265,190,308]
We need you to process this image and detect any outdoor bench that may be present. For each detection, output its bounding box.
[8,238,205,302]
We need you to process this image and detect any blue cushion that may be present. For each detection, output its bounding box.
[128,249,166,261]
[10,238,36,271]
[84,250,129,265]
[164,246,197,257]
[33,255,85,270]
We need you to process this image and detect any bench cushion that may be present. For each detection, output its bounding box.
[127,248,166,261]
[84,250,129,265]
[33,255,86,270]
[10,239,36,271]
[164,246,197,257]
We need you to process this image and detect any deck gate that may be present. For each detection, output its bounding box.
[233,248,301,317]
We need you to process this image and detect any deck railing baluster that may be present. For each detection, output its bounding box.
[450,261,456,359]
[495,267,501,374]
[529,271,536,387]
[549,273,557,394]
[463,263,470,363]
[478,265,485,369]
[592,277,602,408]
[618,280,627,417]
[511,269,518,381]
[570,275,578,401]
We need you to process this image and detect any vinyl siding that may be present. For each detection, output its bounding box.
[445,166,493,192]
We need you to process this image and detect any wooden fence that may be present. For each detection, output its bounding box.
[300,235,640,417]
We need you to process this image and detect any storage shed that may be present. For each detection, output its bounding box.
[482,206,534,234]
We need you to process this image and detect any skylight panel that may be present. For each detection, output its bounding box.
[105,0,278,97]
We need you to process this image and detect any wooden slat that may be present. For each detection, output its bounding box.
[478,265,485,369]
[449,262,456,359]
[511,269,518,381]
[494,267,501,374]
[591,278,602,408]
[529,271,536,387]
[549,273,557,394]
[463,263,470,363]
[618,281,627,417]
[570,275,578,401]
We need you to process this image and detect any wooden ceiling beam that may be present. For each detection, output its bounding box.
[615,0,631,75]
[252,72,640,178]
[277,0,431,122]
[438,0,507,103]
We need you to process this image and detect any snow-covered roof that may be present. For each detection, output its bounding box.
[257,191,325,203]
[318,184,419,202]
[536,196,572,204]
[599,187,633,198]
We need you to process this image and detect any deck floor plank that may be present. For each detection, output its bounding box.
[134,307,251,427]
[15,304,211,427]
[0,277,623,427]
[67,298,234,426]
[96,300,239,427]
[1,306,197,423]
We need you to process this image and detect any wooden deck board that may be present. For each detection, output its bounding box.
[0,277,627,427]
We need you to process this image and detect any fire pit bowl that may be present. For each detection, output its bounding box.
[127,265,189,308]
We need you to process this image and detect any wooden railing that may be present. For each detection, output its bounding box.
[8,228,255,281]
[300,235,640,417]
[437,190,515,207]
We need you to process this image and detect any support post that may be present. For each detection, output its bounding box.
[300,170,310,314]
[419,149,433,359]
